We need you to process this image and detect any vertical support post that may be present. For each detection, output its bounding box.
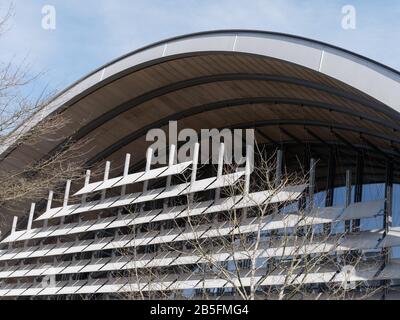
[190,143,200,185]
[189,143,200,203]
[215,143,225,201]
[27,203,36,231]
[164,145,176,209]
[121,153,131,197]
[382,159,393,300]
[384,160,393,234]
[101,161,111,201]
[303,157,316,239]
[46,190,53,212]
[299,147,310,211]
[63,180,71,208]
[143,148,153,192]
[82,170,91,204]
[345,169,352,232]
[166,145,176,187]
[309,158,316,209]
[275,149,283,187]
[60,180,71,225]
[324,147,336,234]
[118,154,131,216]
[352,153,364,232]
[241,144,253,220]
[244,144,252,195]
[140,148,153,212]
[44,190,53,228]
[11,216,18,234]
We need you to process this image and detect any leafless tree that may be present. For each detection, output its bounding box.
[0,5,87,228]
[116,145,384,300]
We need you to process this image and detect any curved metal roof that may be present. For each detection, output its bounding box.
[1,30,400,176]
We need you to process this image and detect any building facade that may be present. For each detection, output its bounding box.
[0,30,400,299]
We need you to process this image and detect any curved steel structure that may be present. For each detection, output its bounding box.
[1,30,400,175]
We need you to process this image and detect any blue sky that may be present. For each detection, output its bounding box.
[1,0,399,94]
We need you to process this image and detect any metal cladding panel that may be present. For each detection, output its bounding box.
[74,181,103,196]
[165,33,236,56]
[176,201,212,219]
[162,161,192,177]
[102,40,166,79]
[76,278,108,294]
[50,222,79,237]
[52,205,80,219]
[207,172,245,189]
[321,48,400,109]
[84,238,112,252]
[265,184,308,204]
[100,256,129,272]
[36,207,63,221]
[63,239,94,255]
[104,234,135,250]
[1,230,26,243]
[4,283,31,297]
[12,229,41,242]
[45,242,74,256]
[91,196,122,211]
[96,279,127,294]
[132,209,165,225]
[32,225,60,239]
[80,258,110,273]
[60,260,90,275]
[68,220,96,234]
[86,216,117,232]
[19,228,46,241]
[339,231,383,250]
[131,188,165,204]
[306,207,344,221]
[378,260,400,280]
[45,261,71,275]
[113,192,141,207]
[28,245,55,259]
[9,265,35,278]
[0,266,17,278]
[12,246,38,260]
[378,227,400,248]
[188,177,216,193]
[107,213,138,229]
[235,34,322,70]
[111,172,145,189]
[340,200,385,220]
[59,280,86,295]
[70,201,99,215]
[0,248,25,261]
[156,183,189,199]
[25,264,51,277]
[0,284,13,296]
[92,176,124,193]
[45,281,78,295]
[21,284,45,296]
[136,166,169,183]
